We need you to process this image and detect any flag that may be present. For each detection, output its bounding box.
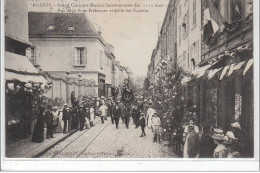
[203,0,225,44]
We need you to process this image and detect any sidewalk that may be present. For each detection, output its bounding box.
[5,117,100,158]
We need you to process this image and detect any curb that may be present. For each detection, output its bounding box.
[32,129,78,158]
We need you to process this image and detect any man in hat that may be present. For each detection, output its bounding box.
[89,104,95,127]
[223,131,240,158]
[44,105,54,139]
[123,106,131,129]
[62,103,69,133]
[99,101,108,124]
[151,111,161,142]
[183,125,200,158]
[211,129,227,158]
[112,102,121,129]
[78,105,86,131]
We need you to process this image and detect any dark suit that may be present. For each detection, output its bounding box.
[62,108,69,133]
[44,110,54,138]
[113,106,121,129]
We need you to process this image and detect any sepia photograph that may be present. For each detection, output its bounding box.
[1,0,259,171]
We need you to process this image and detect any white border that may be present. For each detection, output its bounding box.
[1,0,260,171]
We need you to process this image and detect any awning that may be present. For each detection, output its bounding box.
[243,59,253,75]
[5,51,48,84]
[228,61,246,76]
[219,65,230,80]
[208,67,223,79]
[193,61,218,78]
[181,76,191,85]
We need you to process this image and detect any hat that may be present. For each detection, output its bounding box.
[101,96,105,99]
[211,128,225,141]
[80,105,84,108]
[97,97,100,101]
[223,131,238,145]
[53,106,58,110]
[140,112,144,115]
[64,103,68,107]
[231,122,241,130]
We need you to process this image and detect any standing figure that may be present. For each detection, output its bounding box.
[99,102,108,124]
[198,124,215,158]
[124,106,131,129]
[71,105,79,130]
[53,106,62,133]
[112,102,121,129]
[62,104,69,134]
[146,104,155,129]
[111,102,116,124]
[44,105,54,139]
[183,125,200,158]
[132,105,138,127]
[139,113,146,137]
[32,106,45,143]
[118,101,125,123]
[78,105,86,131]
[89,104,95,127]
[151,112,161,142]
[211,129,227,158]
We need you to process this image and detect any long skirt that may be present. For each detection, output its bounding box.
[55,118,62,133]
[32,119,44,143]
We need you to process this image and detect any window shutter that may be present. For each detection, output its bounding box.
[35,46,40,65]
[73,47,76,65]
[84,47,87,64]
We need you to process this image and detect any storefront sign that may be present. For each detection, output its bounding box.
[235,94,242,121]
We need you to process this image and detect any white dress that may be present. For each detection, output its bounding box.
[146,108,155,128]
[90,107,95,122]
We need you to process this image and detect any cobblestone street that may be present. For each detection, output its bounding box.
[40,117,177,158]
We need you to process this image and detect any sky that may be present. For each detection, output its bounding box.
[28,0,169,76]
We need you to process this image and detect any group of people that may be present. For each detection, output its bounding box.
[182,119,244,158]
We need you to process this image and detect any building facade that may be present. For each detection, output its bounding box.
[28,12,129,104]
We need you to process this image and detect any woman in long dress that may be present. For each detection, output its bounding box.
[32,106,45,143]
[146,105,155,128]
[53,106,62,133]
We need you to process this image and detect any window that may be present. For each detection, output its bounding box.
[28,47,37,65]
[179,5,181,17]
[193,0,196,26]
[73,47,87,65]
[182,14,188,38]
[230,0,242,22]
[178,25,182,45]
[183,51,187,70]
[100,51,103,69]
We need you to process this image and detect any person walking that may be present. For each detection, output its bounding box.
[151,112,161,142]
[139,113,146,137]
[124,106,131,129]
[99,102,108,124]
[118,101,125,123]
[112,102,121,129]
[44,105,54,139]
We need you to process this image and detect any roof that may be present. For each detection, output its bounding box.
[28,12,99,37]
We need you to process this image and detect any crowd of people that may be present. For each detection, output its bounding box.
[30,93,246,158]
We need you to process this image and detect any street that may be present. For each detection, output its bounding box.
[40,117,177,158]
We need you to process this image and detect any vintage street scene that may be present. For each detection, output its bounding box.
[4,0,254,160]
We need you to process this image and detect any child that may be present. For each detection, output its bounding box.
[151,112,161,142]
[139,113,146,137]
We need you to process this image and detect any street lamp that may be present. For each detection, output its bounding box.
[66,71,70,106]
[78,73,82,102]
